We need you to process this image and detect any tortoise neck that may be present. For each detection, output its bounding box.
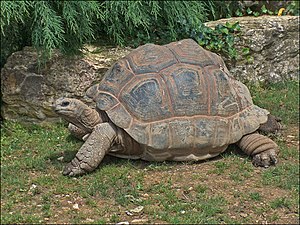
[74,105,103,132]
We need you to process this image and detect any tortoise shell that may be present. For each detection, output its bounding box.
[87,39,269,150]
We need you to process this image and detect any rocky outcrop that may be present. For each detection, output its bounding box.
[1,46,131,123]
[205,15,299,83]
[1,16,299,123]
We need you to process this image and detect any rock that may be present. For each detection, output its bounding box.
[72,203,79,210]
[240,212,248,218]
[130,206,144,213]
[1,45,131,123]
[57,156,64,161]
[125,211,133,216]
[125,194,142,203]
[116,221,129,225]
[86,218,94,222]
[126,206,144,216]
[28,183,38,195]
[29,184,37,191]
[131,218,149,223]
[205,16,299,84]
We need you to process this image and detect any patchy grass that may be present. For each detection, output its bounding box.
[250,80,299,125]
[1,81,299,224]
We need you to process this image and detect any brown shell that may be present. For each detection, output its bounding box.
[87,39,269,150]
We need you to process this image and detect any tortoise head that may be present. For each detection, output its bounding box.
[53,97,101,131]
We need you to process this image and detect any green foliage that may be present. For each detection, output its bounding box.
[1,0,298,69]
[0,1,30,33]
[192,22,241,59]
[250,81,299,125]
[236,1,300,17]
[0,1,31,68]
[1,1,242,68]
[245,4,275,16]
[270,197,292,209]
[286,1,300,15]
[99,1,208,47]
[249,192,262,201]
[31,1,65,59]
[203,1,242,20]
[241,47,254,64]
[1,1,100,66]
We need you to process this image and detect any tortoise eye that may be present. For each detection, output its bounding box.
[61,101,70,107]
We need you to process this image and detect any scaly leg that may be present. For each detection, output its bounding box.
[63,123,117,176]
[237,133,279,167]
[68,123,90,140]
[258,114,283,133]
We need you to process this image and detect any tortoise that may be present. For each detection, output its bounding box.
[53,39,281,176]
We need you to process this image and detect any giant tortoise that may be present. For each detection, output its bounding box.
[53,39,281,176]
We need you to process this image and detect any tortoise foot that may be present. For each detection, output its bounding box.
[252,149,278,168]
[63,158,86,176]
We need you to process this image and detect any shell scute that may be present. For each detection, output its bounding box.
[120,76,171,122]
[161,64,208,116]
[128,122,150,145]
[150,122,169,149]
[166,39,216,67]
[95,92,118,111]
[213,69,240,116]
[126,43,177,74]
[168,120,194,149]
[99,59,134,96]
[106,103,132,129]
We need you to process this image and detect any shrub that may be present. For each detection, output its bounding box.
[9,1,300,68]
[1,1,100,67]
[97,1,208,47]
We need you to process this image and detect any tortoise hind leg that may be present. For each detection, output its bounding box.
[63,123,117,176]
[258,114,283,134]
[237,133,279,167]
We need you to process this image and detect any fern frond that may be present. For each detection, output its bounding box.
[31,1,65,58]
[0,1,31,35]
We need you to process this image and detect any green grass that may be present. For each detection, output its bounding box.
[1,81,299,224]
[250,80,299,125]
[270,197,293,209]
[249,192,262,201]
[262,162,299,191]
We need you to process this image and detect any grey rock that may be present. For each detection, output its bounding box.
[205,15,299,84]
[1,46,131,123]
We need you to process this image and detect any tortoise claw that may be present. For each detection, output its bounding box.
[63,159,86,176]
[252,149,278,168]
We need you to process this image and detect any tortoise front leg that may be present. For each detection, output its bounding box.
[237,133,279,167]
[68,123,90,141]
[63,123,117,176]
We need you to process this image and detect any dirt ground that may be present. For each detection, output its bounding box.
[61,126,299,224]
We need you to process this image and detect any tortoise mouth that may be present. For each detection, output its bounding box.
[53,107,73,115]
[53,104,73,115]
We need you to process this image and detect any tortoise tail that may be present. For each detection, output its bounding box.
[237,133,278,156]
